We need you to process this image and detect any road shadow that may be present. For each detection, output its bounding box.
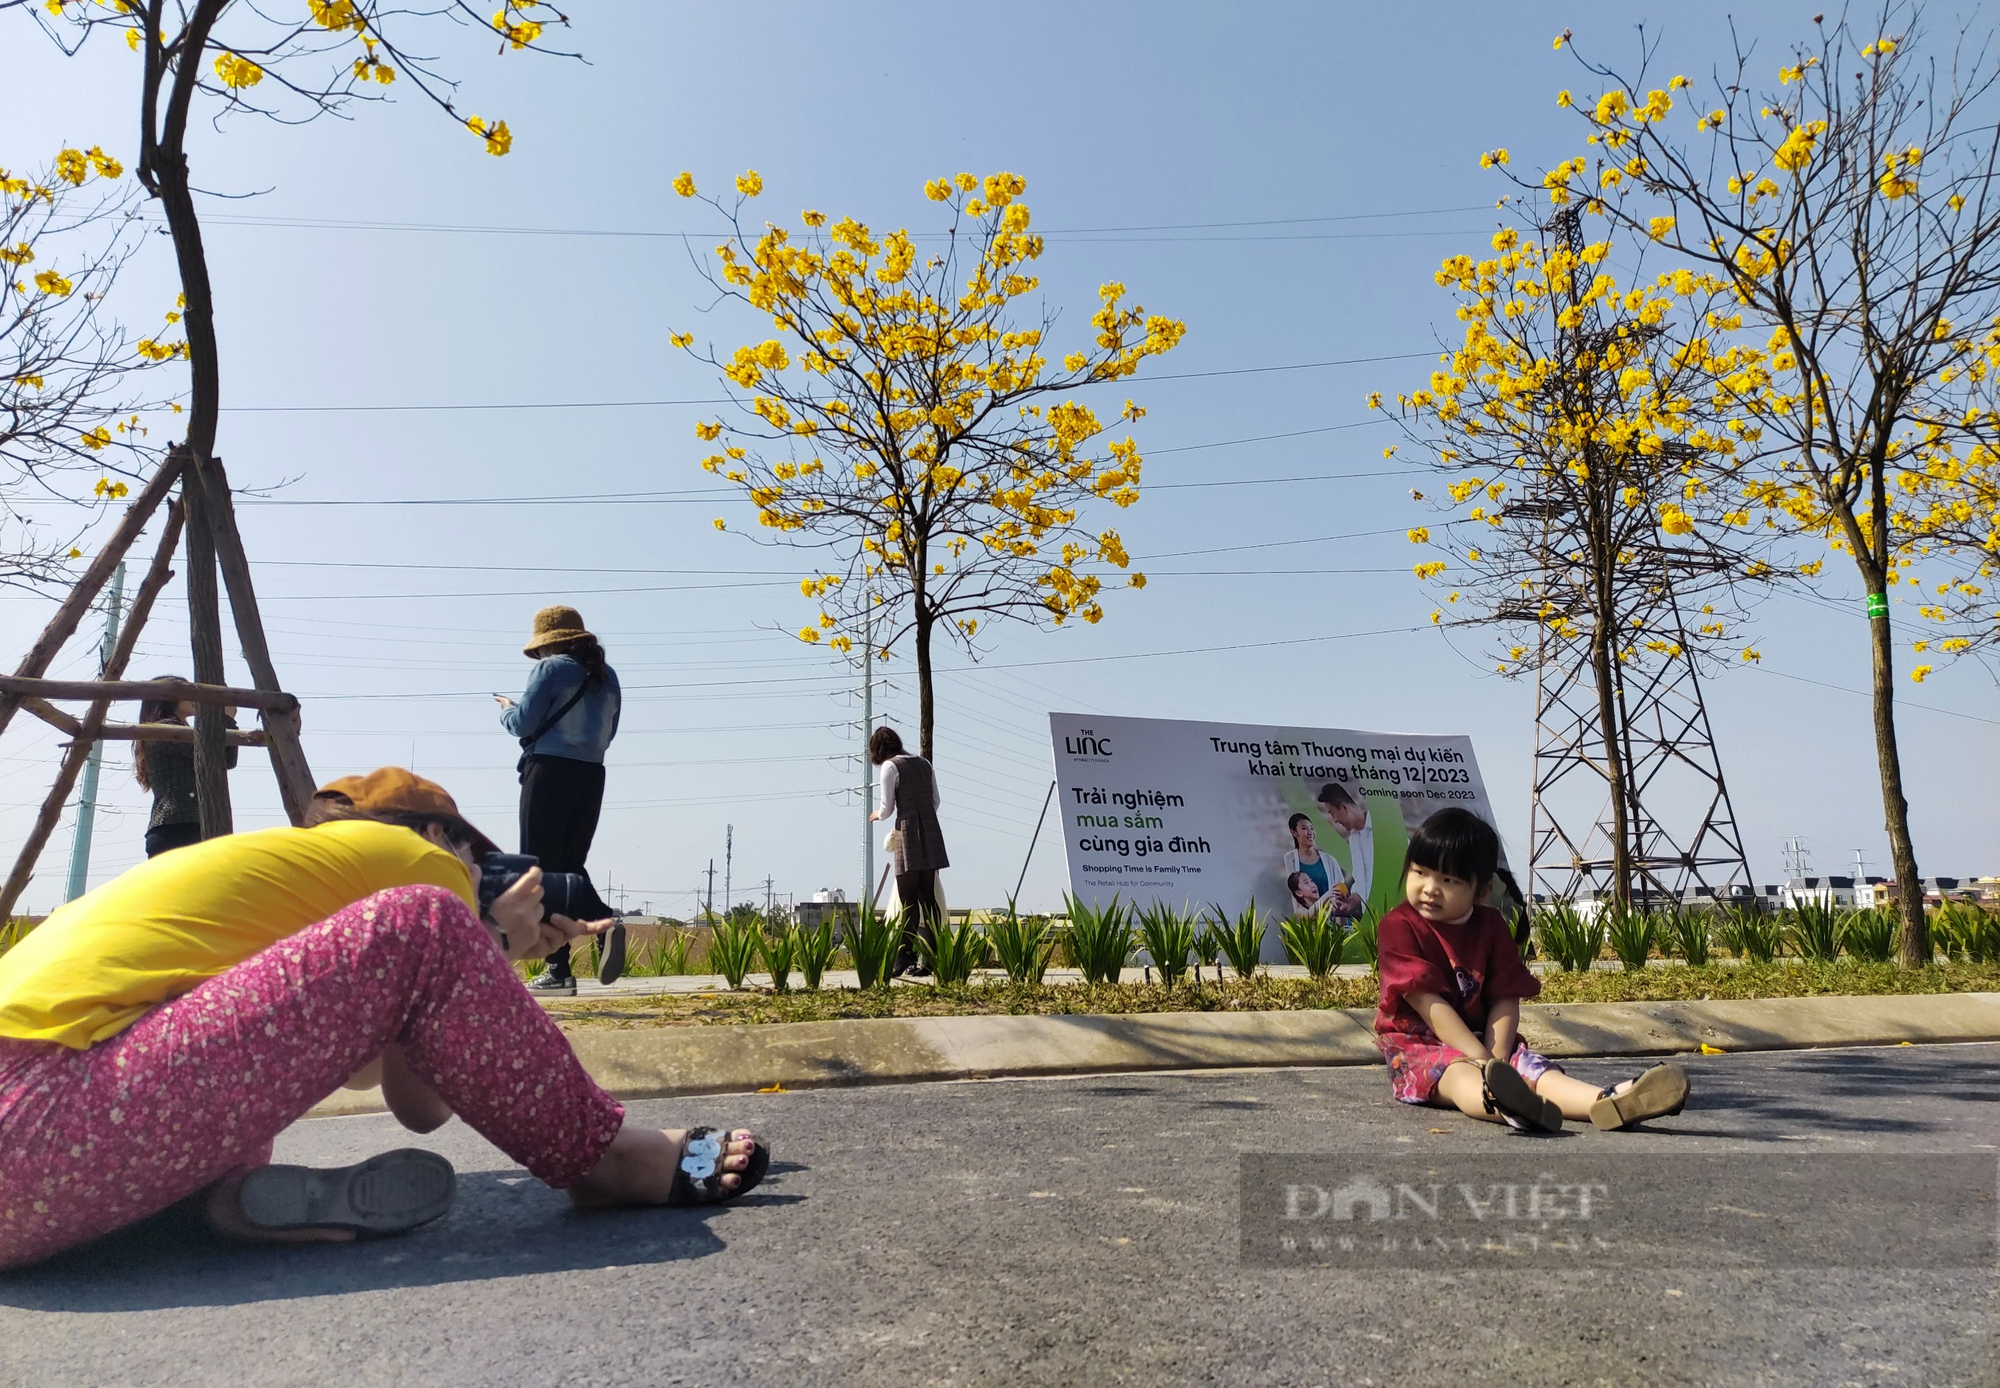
[1673,1046,2000,1138]
[0,1166,802,1312]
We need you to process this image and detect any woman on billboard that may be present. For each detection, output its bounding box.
[1281,813,1360,919]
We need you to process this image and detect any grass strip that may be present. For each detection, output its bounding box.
[543,960,2000,1031]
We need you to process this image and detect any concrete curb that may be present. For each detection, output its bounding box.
[309,991,2000,1117]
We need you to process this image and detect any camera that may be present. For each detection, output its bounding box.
[477,852,612,923]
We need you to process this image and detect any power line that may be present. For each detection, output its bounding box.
[174,201,1497,241]
[230,466,1415,510]
[212,351,1435,415]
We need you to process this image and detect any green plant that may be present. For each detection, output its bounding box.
[662,929,699,975]
[1605,905,1660,971]
[757,927,797,992]
[1065,894,1135,985]
[1787,900,1844,962]
[1280,904,1351,980]
[1208,900,1267,980]
[988,901,1058,985]
[1663,907,1712,967]
[1192,923,1223,980]
[916,914,989,986]
[1932,901,2000,963]
[793,921,838,990]
[1533,901,1605,973]
[1840,907,1898,964]
[1136,902,1196,986]
[707,919,760,990]
[1718,905,1781,964]
[1352,903,1383,973]
[848,903,903,989]
[1959,903,2000,963]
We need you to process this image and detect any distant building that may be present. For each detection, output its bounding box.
[797,889,858,935]
[1781,876,1859,910]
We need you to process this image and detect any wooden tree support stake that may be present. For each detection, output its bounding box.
[186,455,315,825]
[0,499,186,918]
[0,452,185,743]
[0,676,298,711]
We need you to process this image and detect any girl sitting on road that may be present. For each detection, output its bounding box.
[0,767,768,1270]
[1374,807,1689,1133]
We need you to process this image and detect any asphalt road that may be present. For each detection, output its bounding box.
[3,1044,1996,1388]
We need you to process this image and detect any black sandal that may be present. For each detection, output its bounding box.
[1589,1063,1690,1130]
[236,1148,455,1235]
[1481,1058,1564,1133]
[666,1127,770,1206]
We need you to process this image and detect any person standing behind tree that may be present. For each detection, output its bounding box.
[868,725,948,977]
[132,676,236,857]
[494,607,622,994]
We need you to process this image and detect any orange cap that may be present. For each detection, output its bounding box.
[314,766,463,818]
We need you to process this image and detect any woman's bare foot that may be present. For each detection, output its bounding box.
[568,1124,761,1208]
[204,1176,356,1244]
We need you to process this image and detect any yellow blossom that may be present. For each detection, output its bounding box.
[466,116,512,156]
[736,169,764,197]
[213,51,263,89]
[673,171,696,198]
[1910,664,1932,682]
[491,8,543,47]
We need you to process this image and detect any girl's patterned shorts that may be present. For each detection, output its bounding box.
[1378,1034,1564,1105]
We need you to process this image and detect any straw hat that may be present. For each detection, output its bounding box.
[524,604,593,657]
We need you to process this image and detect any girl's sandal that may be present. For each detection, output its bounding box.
[665,1127,770,1207]
[1589,1062,1690,1131]
[236,1148,456,1235]
[1481,1057,1564,1133]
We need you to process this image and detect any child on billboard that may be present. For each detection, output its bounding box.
[1373,808,1690,1133]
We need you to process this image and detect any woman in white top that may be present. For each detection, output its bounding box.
[868,725,947,976]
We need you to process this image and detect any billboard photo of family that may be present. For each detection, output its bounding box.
[1048,712,1505,963]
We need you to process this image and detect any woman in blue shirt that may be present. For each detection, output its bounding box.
[495,606,622,992]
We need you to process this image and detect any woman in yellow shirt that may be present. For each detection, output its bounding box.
[0,768,767,1269]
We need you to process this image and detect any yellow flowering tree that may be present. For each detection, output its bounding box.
[1548,5,2000,957]
[7,0,571,836]
[678,170,1185,760]
[1,147,176,586]
[1379,203,1795,905]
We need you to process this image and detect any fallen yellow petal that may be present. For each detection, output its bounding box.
[1698,1043,1727,1055]
[756,1082,788,1093]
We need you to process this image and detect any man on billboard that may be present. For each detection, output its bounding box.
[1316,782,1408,925]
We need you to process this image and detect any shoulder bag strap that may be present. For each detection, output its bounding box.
[518,670,597,753]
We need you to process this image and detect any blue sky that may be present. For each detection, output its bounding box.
[1,0,1992,916]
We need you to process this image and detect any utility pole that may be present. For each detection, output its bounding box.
[1783,837,1813,879]
[64,562,125,903]
[724,823,733,918]
[763,874,774,918]
[860,606,874,910]
[704,859,715,923]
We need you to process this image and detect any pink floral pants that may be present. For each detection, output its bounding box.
[0,884,625,1270]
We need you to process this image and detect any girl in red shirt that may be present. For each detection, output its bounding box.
[1375,808,1690,1132]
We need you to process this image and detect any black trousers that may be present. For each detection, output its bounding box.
[145,821,203,858]
[520,754,606,978]
[895,868,939,964]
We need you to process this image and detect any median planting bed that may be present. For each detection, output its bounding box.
[542,959,2000,1030]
